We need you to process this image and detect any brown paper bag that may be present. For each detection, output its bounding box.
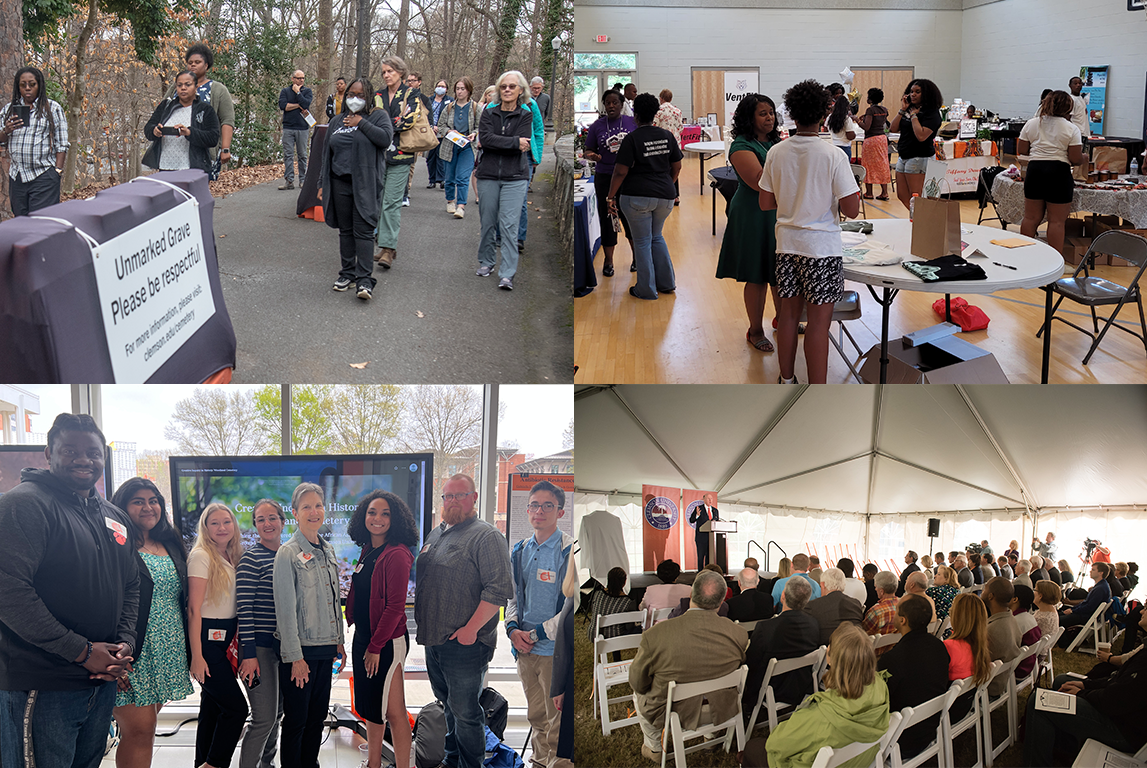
[911,197,962,260]
[1092,146,1127,174]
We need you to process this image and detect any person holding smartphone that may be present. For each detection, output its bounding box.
[273,483,345,768]
[1,66,68,215]
[143,70,221,175]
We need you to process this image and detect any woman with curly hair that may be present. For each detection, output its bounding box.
[346,491,419,768]
[1019,89,1085,253]
[858,87,891,200]
[890,78,943,211]
[716,93,782,353]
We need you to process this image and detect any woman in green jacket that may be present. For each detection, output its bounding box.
[748,622,890,768]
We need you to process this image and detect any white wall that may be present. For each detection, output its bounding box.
[960,0,1147,138]
[574,6,964,120]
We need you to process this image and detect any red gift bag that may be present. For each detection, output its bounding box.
[932,297,990,332]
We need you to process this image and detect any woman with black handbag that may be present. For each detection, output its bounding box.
[373,56,422,270]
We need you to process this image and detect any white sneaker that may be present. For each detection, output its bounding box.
[454,205,465,219]
[446,201,456,214]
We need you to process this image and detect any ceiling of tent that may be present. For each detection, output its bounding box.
[574,385,1147,514]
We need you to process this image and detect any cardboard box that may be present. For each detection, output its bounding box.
[1090,217,1135,265]
[859,335,1010,384]
[1061,236,1093,267]
[1065,217,1086,239]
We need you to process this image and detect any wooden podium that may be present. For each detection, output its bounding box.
[700,519,736,573]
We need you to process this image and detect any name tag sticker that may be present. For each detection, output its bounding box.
[537,569,556,583]
[104,517,128,545]
[353,563,364,574]
[209,629,226,641]
[298,552,313,563]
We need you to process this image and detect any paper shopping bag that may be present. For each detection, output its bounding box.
[911,197,963,260]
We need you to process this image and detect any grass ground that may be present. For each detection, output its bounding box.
[574,614,1122,768]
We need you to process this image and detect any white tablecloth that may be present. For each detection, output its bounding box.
[992,175,1147,228]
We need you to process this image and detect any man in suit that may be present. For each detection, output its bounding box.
[897,551,920,597]
[983,577,1021,697]
[861,563,879,611]
[878,595,951,759]
[903,570,937,624]
[805,568,863,646]
[629,570,747,763]
[808,555,822,586]
[743,576,821,722]
[954,556,974,588]
[1058,562,1113,647]
[726,568,773,623]
[688,494,718,568]
[1013,559,1034,589]
[1030,556,1050,583]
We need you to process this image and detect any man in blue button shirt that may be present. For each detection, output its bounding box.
[506,481,572,768]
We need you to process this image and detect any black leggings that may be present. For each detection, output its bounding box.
[594,171,631,249]
[196,618,249,768]
[330,173,376,290]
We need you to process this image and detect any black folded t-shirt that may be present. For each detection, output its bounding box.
[615,125,683,200]
[902,254,987,282]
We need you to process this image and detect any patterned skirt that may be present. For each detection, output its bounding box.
[862,134,892,184]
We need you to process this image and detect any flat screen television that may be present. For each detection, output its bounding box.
[0,444,111,498]
[169,453,434,600]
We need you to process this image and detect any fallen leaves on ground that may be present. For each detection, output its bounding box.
[59,164,287,204]
[415,310,425,318]
[349,361,369,369]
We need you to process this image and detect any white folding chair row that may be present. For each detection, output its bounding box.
[981,655,1022,767]
[1071,737,1147,768]
[597,611,645,639]
[746,645,827,734]
[942,662,1002,768]
[812,712,902,768]
[885,683,963,768]
[873,632,901,652]
[661,665,747,768]
[963,583,984,594]
[592,633,642,735]
[1038,626,1065,686]
[646,606,673,629]
[1064,599,1109,654]
[735,619,760,636]
[591,610,646,727]
[932,616,951,638]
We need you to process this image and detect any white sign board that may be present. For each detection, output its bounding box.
[90,198,216,382]
[724,71,759,128]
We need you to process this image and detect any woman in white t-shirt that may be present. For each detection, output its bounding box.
[187,502,249,768]
[1018,90,1085,253]
[826,95,858,160]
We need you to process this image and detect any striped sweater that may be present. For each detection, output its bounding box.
[237,542,278,657]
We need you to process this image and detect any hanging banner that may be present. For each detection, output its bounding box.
[505,473,575,546]
[724,71,759,128]
[642,485,681,571]
[1079,65,1109,135]
[682,489,718,571]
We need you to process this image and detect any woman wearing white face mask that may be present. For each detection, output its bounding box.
[425,79,452,189]
[319,77,394,301]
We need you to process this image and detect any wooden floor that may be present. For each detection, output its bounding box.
[574,155,1147,384]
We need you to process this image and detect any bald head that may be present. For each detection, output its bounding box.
[691,570,727,611]
[906,571,928,594]
[737,568,760,590]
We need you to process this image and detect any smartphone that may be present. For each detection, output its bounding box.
[245,672,260,690]
[12,105,30,125]
[161,126,181,136]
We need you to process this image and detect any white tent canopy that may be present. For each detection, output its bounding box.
[574,385,1147,576]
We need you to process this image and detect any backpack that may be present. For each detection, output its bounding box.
[413,700,447,768]
[480,686,509,741]
[484,726,525,768]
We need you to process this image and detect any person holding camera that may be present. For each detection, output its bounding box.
[1,66,68,215]
[143,70,221,175]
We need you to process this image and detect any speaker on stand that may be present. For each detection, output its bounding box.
[927,518,940,565]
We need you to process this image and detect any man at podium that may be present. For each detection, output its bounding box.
[689,494,719,568]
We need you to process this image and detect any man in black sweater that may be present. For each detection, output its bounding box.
[879,595,951,759]
[0,413,139,768]
[897,550,920,597]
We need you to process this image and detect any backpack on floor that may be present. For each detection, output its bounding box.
[484,726,525,768]
[480,686,509,741]
[413,700,447,768]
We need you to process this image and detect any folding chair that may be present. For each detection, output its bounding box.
[1071,737,1147,768]
[932,616,951,639]
[810,712,901,768]
[942,665,1000,768]
[1014,641,1043,705]
[981,655,1022,767]
[646,606,673,629]
[1038,627,1065,686]
[886,683,961,768]
[1065,600,1110,654]
[597,610,645,640]
[661,665,748,768]
[1036,230,1147,368]
[850,164,867,219]
[593,632,643,735]
[735,619,760,637]
[746,646,827,734]
[873,632,901,652]
[799,291,865,383]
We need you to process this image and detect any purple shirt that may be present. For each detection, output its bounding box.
[585,114,637,175]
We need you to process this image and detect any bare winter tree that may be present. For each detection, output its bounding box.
[163,388,266,455]
[329,385,403,453]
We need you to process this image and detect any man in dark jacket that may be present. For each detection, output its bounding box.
[0,413,140,768]
[805,567,864,646]
[726,568,774,623]
[1058,562,1114,646]
[743,576,821,725]
[278,69,313,190]
[878,595,951,759]
[688,494,718,568]
[897,551,921,597]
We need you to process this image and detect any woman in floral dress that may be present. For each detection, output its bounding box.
[111,477,194,768]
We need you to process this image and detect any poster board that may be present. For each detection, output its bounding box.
[642,484,682,571]
[724,71,759,129]
[1080,65,1108,135]
[505,473,575,546]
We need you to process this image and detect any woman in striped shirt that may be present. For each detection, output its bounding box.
[236,500,286,768]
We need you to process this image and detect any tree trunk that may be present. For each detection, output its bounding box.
[487,0,523,85]
[63,0,100,193]
[315,0,332,123]
[205,0,226,42]
[0,0,23,218]
[396,0,410,60]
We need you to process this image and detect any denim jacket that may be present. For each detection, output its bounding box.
[273,530,344,663]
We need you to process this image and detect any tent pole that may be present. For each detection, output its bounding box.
[954,385,1040,511]
[875,450,1026,507]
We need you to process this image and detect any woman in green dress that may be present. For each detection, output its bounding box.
[715,93,781,353]
[111,477,194,768]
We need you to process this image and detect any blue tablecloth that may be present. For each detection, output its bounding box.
[574,175,601,297]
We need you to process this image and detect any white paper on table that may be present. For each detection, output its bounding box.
[445,130,470,148]
[1033,689,1077,714]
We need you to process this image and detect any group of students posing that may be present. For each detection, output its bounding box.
[108,477,418,768]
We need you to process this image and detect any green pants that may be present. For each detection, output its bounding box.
[376,162,409,249]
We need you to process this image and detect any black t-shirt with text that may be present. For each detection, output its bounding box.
[615,125,683,200]
[897,108,942,159]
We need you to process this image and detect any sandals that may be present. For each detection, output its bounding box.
[876,195,890,201]
[863,193,874,200]
[602,264,615,277]
[747,330,774,353]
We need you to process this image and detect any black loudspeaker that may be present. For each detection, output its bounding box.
[927,518,940,538]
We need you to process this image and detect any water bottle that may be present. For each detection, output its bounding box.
[1131,158,1140,177]
[332,652,344,678]
[909,193,920,221]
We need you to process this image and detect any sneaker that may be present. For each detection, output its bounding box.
[498,277,514,290]
[402,197,411,207]
[517,241,525,252]
[278,181,294,190]
[454,205,465,219]
[332,278,352,291]
[426,182,437,189]
[357,285,372,300]
[446,201,456,214]
[376,247,395,269]
[778,375,800,384]
[476,265,494,277]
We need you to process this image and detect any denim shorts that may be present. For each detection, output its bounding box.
[895,156,930,174]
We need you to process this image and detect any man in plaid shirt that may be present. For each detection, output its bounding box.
[1,67,68,215]
[862,570,900,641]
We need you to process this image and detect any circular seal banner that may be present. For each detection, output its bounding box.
[644,496,678,531]
[684,499,706,530]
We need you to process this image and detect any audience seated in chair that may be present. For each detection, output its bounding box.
[742,575,821,721]
[806,568,864,646]
[1012,558,1033,589]
[862,570,899,641]
[1058,562,1113,647]
[903,570,937,624]
[983,576,1022,698]
[1010,583,1043,678]
[586,566,639,643]
[726,567,775,623]
[639,558,691,612]
[896,551,920,597]
[943,593,993,722]
[771,553,822,610]
[836,558,869,607]
[954,557,974,589]
[926,565,960,622]
[861,563,880,612]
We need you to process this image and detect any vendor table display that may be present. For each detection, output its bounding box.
[933,140,998,193]
[992,174,1147,229]
[574,177,602,297]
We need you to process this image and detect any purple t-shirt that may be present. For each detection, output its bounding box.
[585,114,637,175]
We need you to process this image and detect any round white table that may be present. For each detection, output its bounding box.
[842,219,1065,383]
[683,140,725,195]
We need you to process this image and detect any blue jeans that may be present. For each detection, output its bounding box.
[519,163,535,243]
[620,195,676,299]
[476,178,528,280]
[425,640,495,768]
[444,145,475,205]
[426,141,444,184]
[0,684,117,768]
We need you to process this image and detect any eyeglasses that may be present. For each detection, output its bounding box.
[527,502,557,513]
[499,84,519,91]
[441,492,474,501]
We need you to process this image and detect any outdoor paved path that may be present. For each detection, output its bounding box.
[212,147,571,383]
